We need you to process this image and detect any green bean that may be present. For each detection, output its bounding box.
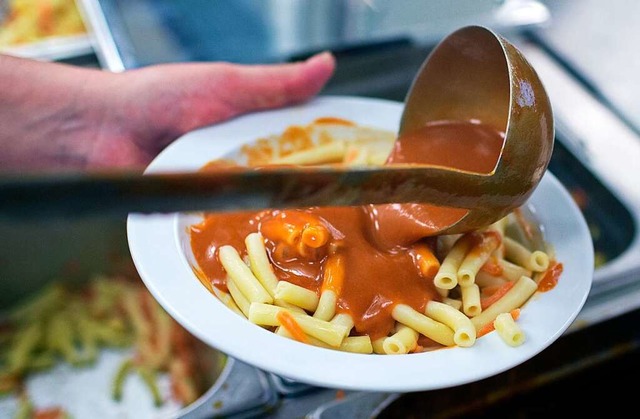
[14,394,34,419]
[104,317,127,335]
[0,373,18,395]
[122,291,151,342]
[27,352,56,371]
[145,304,172,369]
[2,275,205,409]
[6,321,43,374]
[47,313,80,365]
[92,319,132,347]
[11,284,65,322]
[76,314,98,365]
[89,276,124,317]
[0,326,13,345]
[138,366,163,407]
[112,359,134,402]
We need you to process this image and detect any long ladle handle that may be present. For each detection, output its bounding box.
[0,165,532,220]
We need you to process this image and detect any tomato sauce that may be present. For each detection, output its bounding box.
[190,120,505,340]
[537,261,564,292]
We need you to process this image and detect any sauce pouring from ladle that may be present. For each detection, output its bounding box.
[184,26,555,343]
[363,24,554,240]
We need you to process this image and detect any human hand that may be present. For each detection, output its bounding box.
[88,52,336,168]
[0,52,335,171]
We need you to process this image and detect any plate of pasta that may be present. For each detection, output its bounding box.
[127,95,594,391]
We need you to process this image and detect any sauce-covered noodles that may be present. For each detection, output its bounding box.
[188,118,562,354]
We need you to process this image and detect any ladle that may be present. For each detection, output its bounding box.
[0,25,553,234]
[392,24,555,234]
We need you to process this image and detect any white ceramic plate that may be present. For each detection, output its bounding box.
[127,96,593,392]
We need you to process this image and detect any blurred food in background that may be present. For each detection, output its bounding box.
[569,186,608,268]
[0,272,224,417]
[0,0,86,47]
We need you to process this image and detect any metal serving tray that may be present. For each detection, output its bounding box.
[77,0,550,72]
[0,34,93,61]
[0,0,93,61]
[520,41,640,302]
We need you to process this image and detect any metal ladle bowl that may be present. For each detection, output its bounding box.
[395,25,555,234]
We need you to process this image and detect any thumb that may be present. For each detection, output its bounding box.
[171,52,336,133]
[220,51,337,112]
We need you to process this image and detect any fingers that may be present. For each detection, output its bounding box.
[225,51,336,111]
[166,52,336,133]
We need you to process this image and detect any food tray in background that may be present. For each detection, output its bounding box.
[0,251,227,418]
[547,137,635,270]
[0,33,93,60]
[0,217,357,419]
[0,0,94,60]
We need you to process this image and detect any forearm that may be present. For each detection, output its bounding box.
[0,54,118,171]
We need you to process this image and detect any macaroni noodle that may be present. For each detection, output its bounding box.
[190,119,563,354]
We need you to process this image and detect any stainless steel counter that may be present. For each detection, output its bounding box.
[532,0,640,136]
[77,0,550,71]
[519,40,640,330]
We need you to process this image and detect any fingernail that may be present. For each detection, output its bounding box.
[307,51,335,64]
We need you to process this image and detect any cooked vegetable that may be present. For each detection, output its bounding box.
[0,0,87,47]
[0,275,211,409]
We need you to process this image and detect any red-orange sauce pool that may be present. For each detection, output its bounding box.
[190,120,506,341]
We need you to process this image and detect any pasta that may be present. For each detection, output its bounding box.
[442,297,463,311]
[189,118,564,354]
[274,298,307,314]
[413,242,441,280]
[470,276,539,332]
[425,301,476,347]
[313,253,344,320]
[391,304,455,347]
[274,281,320,312]
[211,285,243,316]
[457,232,501,287]
[225,275,252,318]
[340,336,374,354]
[248,303,348,347]
[270,140,346,165]
[503,237,550,272]
[245,232,279,297]
[313,290,337,321]
[218,245,273,305]
[371,337,386,355]
[499,259,534,282]
[494,312,525,346]
[475,270,508,288]
[276,326,326,348]
[434,234,474,290]
[460,283,482,318]
[330,313,355,333]
[382,325,419,355]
